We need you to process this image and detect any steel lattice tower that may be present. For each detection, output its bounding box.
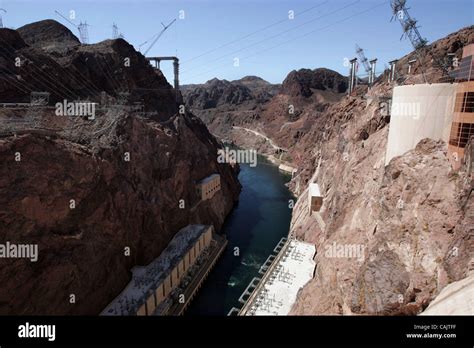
[112,23,119,39]
[390,0,449,77]
[390,0,427,50]
[78,22,90,44]
[0,9,6,29]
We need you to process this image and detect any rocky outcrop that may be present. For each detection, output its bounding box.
[286,26,473,315]
[281,68,347,97]
[183,78,254,109]
[17,19,80,48]
[0,20,240,314]
[183,24,473,315]
[182,76,279,110]
[182,68,347,161]
[1,21,178,118]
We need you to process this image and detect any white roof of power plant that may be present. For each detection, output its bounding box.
[246,240,316,316]
[101,224,210,316]
[309,183,321,197]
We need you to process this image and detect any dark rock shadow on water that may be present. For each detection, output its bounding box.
[186,161,292,316]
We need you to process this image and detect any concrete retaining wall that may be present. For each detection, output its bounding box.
[385,83,457,165]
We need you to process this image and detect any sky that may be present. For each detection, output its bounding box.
[1,0,473,85]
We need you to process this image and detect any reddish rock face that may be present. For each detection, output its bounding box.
[184,25,473,315]
[286,26,474,315]
[0,20,240,314]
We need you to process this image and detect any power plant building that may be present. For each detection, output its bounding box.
[308,183,323,213]
[102,224,214,316]
[196,173,221,201]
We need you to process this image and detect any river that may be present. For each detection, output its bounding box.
[186,156,294,315]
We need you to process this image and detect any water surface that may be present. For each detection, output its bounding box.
[186,157,293,315]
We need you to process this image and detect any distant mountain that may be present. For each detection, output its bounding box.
[182,67,348,152]
[281,68,348,97]
[182,76,279,109]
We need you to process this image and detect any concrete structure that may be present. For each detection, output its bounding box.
[407,59,417,75]
[278,163,297,177]
[348,58,358,94]
[369,59,377,87]
[308,183,323,213]
[196,173,221,201]
[237,239,316,316]
[388,59,398,82]
[385,83,457,165]
[448,44,474,170]
[167,233,227,315]
[101,224,214,316]
[420,274,474,315]
[147,56,179,91]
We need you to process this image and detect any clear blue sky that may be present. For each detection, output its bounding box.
[2,0,473,84]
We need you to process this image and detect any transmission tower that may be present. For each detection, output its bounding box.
[390,0,449,78]
[112,23,124,39]
[54,10,90,44]
[390,0,427,50]
[0,9,6,28]
[112,23,118,39]
[78,22,90,44]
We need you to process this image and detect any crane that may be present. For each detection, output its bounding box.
[0,9,6,28]
[141,19,176,56]
[54,10,90,44]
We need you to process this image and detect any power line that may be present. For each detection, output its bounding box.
[0,37,79,100]
[94,55,124,93]
[0,48,76,100]
[181,0,329,64]
[181,0,360,75]
[0,73,33,95]
[0,37,81,99]
[184,1,388,82]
